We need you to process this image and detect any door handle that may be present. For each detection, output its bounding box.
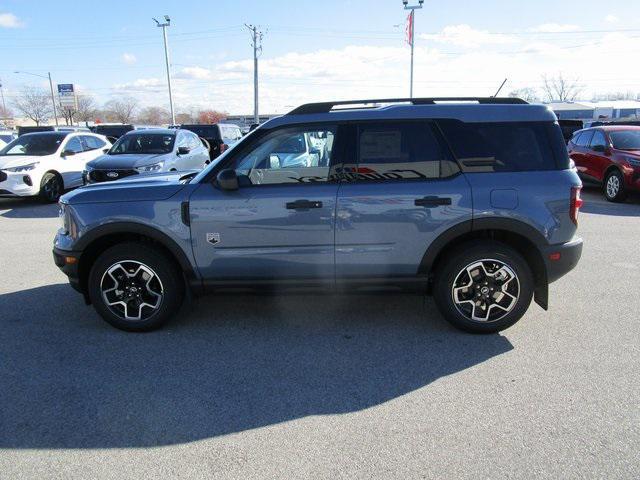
[286,199,323,210]
[414,196,452,208]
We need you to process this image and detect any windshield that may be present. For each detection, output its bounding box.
[0,133,66,156]
[610,130,640,150]
[109,133,175,155]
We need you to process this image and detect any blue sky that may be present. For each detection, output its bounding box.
[1,0,640,114]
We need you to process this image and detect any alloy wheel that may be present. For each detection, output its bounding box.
[451,259,520,322]
[606,174,620,199]
[100,260,164,321]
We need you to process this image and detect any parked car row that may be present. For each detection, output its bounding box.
[0,122,244,201]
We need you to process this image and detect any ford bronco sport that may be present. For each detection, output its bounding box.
[53,97,583,333]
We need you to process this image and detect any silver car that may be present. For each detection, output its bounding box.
[84,129,209,183]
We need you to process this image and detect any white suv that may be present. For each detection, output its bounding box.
[0,131,111,202]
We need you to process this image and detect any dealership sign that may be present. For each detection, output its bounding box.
[57,83,77,110]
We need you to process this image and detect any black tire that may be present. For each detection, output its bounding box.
[39,172,63,203]
[433,241,534,334]
[87,242,185,332]
[603,169,627,203]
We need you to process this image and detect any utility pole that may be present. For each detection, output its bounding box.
[403,0,424,98]
[154,15,175,125]
[245,24,264,124]
[0,78,6,119]
[14,70,58,125]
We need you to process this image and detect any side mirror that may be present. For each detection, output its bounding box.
[592,144,605,153]
[61,149,75,157]
[269,154,280,169]
[216,169,239,191]
[177,146,190,155]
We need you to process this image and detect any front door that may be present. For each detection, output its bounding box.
[58,136,89,188]
[189,124,341,281]
[585,129,610,181]
[335,121,473,278]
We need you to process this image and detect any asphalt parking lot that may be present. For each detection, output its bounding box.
[0,186,638,479]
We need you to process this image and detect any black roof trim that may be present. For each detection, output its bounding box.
[288,97,528,115]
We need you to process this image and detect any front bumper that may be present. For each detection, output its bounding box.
[53,246,83,294]
[543,237,583,284]
[0,170,39,196]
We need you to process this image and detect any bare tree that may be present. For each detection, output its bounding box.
[13,86,52,125]
[104,97,138,123]
[136,106,170,125]
[175,111,196,124]
[198,109,228,124]
[508,87,540,103]
[75,95,98,123]
[541,73,583,102]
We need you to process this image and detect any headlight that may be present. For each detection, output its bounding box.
[4,162,39,172]
[59,203,69,234]
[135,162,164,173]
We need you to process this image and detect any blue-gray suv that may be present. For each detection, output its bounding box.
[53,97,583,333]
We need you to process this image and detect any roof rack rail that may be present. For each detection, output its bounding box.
[288,97,528,115]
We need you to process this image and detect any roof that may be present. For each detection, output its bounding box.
[264,100,556,129]
[21,131,69,137]
[581,125,640,131]
[123,128,175,135]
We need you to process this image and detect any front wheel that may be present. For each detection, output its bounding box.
[603,169,627,203]
[433,242,534,333]
[88,242,185,332]
[39,172,63,203]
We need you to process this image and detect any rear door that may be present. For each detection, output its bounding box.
[585,129,610,181]
[334,121,472,279]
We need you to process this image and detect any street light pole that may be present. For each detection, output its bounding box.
[245,24,264,125]
[154,16,175,125]
[14,70,59,125]
[403,0,424,98]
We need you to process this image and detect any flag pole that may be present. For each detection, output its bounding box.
[409,10,415,98]
[403,1,423,98]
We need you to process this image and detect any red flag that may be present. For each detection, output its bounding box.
[405,11,413,45]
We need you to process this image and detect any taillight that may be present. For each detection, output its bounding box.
[219,142,228,153]
[570,185,583,225]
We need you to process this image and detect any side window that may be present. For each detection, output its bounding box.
[189,132,201,149]
[570,132,582,145]
[81,135,106,151]
[176,132,189,148]
[233,126,336,185]
[575,130,593,147]
[64,136,84,154]
[342,122,449,181]
[437,120,558,172]
[590,130,607,150]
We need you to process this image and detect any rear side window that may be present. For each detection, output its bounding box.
[437,120,565,172]
[575,130,593,147]
[338,121,457,182]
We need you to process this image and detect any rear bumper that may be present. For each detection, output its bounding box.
[53,247,83,293]
[543,237,583,283]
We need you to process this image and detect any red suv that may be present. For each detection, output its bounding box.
[568,126,640,202]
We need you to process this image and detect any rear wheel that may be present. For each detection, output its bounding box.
[603,169,627,202]
[88,242,185,332]
[433,241,534,333]
[39,172,63,203]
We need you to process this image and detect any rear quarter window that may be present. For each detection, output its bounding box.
[437,120,568,172]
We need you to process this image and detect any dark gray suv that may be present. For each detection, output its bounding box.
[53,98,583,333]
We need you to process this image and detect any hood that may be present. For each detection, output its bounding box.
[87,153,170,169]
[0,155,46,169]
[61,170,197,205]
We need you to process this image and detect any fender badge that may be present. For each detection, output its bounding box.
[206,233,221,245]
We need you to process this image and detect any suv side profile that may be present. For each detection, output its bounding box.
[568,125,640,202]
[180,123,244,162]
[53,98,583,334]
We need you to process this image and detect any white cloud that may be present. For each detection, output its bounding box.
[605,14,619,23]
[529,23,580,33]
[121,53,137,65]
[420,24,515,48]
[0,12,23,28]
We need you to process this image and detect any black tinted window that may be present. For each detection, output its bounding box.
[341,122,448,181]
[438,120,561,172]
[575,130,593,147]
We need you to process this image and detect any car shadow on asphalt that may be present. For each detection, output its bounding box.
[0,283,513,449]
[0,198,59,219]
